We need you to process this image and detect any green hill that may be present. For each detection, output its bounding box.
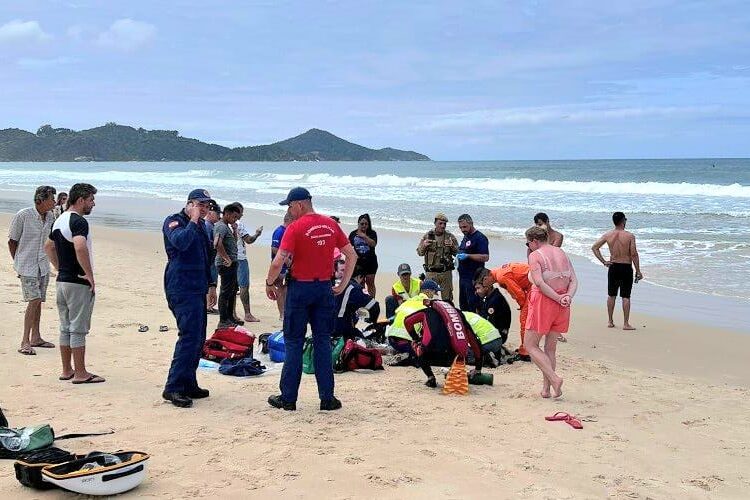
[0,123,430,162]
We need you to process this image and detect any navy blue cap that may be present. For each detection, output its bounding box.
[187,189,211,202]
[420,279,442,292]
[279,187,312,206]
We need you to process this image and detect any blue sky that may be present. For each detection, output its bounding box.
[1,1,748,160]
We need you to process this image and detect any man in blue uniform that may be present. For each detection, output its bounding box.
[333,271,380,339]
[456,214,489,312]
[162,189,213,408]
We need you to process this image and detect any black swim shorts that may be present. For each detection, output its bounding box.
[608,263,633,298]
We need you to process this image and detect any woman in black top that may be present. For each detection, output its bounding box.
[349,213,378,297]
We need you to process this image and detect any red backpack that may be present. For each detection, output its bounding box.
[339,339,384,371]
[202,326,255,361]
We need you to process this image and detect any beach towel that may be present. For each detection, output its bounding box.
[218,357,266,377]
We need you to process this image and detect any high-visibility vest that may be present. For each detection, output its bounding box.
[386,294,428,341]
[392,277,421,301]
[463,311,501,345]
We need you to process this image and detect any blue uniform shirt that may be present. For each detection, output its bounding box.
[163,210,212,296]
[458,229,489,280]
[334,279,379,338]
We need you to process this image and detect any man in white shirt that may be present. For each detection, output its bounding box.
[235,203,263,323]
[7,186,57,355]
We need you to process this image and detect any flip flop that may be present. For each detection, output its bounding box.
[545,412,571,422]
[138,325,149,332]
[207,308,219,315]
[564,416,583,429]
[59,374,74,381]
[18,346,36,356]
[31,341,55,348]
[71,375,105,384]
[159,325,169,332]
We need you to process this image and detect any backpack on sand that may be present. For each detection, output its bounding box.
[202,325,255,361]
[339,339,384,372]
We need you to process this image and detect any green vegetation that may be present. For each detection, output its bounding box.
[0,123,430,161]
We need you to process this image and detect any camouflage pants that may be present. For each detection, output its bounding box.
[426,270,454,303]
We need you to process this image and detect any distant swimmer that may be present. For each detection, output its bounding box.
[591,211,643,330]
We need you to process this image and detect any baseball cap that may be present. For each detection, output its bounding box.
[420,279,442,292]
[279,187,312,206]
[207,199,220,213]
[187,189,211,202]
[434,212,448,222]
[397,263,412,276]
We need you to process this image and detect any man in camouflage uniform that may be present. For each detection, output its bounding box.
[416,213,459,303]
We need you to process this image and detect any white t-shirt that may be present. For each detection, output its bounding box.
[236,221,249,260]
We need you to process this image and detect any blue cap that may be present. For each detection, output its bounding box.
[279,187,312,206]
[420,279,442,292]
[187,189,211,202]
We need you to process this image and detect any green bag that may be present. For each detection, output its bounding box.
[331,337,346,371]
[0,425,54,455]
[302,337,315,374]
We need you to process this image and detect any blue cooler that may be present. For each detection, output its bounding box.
[268,331,285,363]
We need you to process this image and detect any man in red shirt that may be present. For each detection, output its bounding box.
[265,187,357,411]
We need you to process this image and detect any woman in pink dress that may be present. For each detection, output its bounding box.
[525,226,578,398]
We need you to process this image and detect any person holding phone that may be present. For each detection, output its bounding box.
[417,213,459,303]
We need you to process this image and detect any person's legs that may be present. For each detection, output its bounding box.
[279,282,308,403]
[622,298,634,330]
[309,282,336,401]
[237,259,258,322]
[57,284,73,377]
[541,333,559,397]
[165,294,203,394]
[66,283,99,383]
[188,296,208,391]
[365,274,376,298]
[458,278,471,310]
[439,271,454,303]
[275,283,287,321]
[384,295,398,318]
[518,299,529,356]
[217,263,237,324]
[525,330,562,398]
[23,299,41,346]
[620,267,635,330]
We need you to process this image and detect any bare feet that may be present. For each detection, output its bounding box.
[623,324,636,330]
[71,373,106,384]
[59,371,74,381]
[557,335,567,342]
[552,377,563,398]
[541,376,551,398]
[607,322,615,328]
[244,314,260,323]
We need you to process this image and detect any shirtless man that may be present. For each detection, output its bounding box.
[534,213,563,247]
[591,212,643,330]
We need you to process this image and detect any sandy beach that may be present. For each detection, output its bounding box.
[1,210,750,499]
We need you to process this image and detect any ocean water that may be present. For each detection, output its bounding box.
[0,159,748,300]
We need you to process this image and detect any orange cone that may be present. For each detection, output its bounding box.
[442,356,469,395]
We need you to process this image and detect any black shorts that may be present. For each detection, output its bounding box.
[608,263,633,298]
[355,257,378,276]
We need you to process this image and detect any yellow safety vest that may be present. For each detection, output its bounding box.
[386,294,428,341]
[392,277,421,301]
[463,312,501,345]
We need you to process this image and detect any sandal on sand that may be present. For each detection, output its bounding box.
[72,375,105,384]
[31,341,55,348]
[59,373,74,381]
[159,325,169,332]
[545,412,583,429]
[18,346,36,356]
[138,325,149,333]
[565,416,583,429]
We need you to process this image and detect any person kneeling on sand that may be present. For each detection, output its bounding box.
[403,298,482,388]
[384,263,421,318]
[463,311,508,367]
[333,270,380,340]
[385,279,440,366]
[525,226,578,399]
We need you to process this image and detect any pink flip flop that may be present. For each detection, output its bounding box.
[545,412,570,421]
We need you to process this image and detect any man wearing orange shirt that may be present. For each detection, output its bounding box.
[477,263,532,361]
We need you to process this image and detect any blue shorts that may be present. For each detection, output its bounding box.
[237,259,250,288]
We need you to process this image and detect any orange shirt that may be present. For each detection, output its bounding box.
[490,263,531,306]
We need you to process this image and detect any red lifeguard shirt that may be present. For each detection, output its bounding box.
[279,212,349,281]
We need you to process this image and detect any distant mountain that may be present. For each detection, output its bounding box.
[0,123,430,162]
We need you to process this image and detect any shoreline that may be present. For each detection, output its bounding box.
[1,188,747,333]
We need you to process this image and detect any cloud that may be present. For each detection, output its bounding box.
[97,19,156,51]
[0,20,52,44]
[420,104,731,131]
[17,56,77,69]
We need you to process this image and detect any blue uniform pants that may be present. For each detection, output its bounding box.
[165,293,207,394]
[459,277,480,312]
[280,280,335,403]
